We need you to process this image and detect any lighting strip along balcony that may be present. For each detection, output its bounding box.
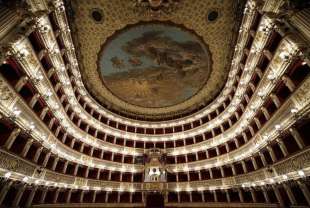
[37,0,285,130]
[22,0,259,129]
[166,36,303,155]
[7,29,144,155]
[27,0,266,138]
[167,72,310,172]
[0,144,309,192]
[9,22,297,157]
[50,2,256,129]
[22,12,258,140]
[167,61,310,172]
[168,147,310,192]
[7,14,278,145]
[49,0,256,127]
[0,58,307,176]
[0,75,143,173]
[167,64,310,172]
[4,29,302,160]
[3,7,306,165]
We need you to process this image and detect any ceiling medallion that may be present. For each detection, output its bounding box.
[89,8,104,24]
[132,0,181,17]
[97,22,212,108]
[206,9,220,23]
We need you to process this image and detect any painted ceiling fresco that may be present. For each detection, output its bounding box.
[98,23,211,108]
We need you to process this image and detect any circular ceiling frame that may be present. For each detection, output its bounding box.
[96,21,213,109]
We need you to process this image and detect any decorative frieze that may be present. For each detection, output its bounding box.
[0,150,35,176]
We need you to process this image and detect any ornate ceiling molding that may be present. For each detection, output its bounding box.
[68,0,243,118]
[132,0,181,17]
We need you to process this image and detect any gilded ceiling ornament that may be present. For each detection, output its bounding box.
[206,9,220,23]
[132,0,181,17]
[72,0,241,118]
[90,8,104,24]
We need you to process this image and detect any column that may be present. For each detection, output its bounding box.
[263,49,273,60]
[0,181,13,205]
[66,189,72,203]
[129,192,133,203]
[33,147,43,163]
[231,164,236,176]
[213,191,218,202]
[4,128,21,150]
[80,143,85,153]
[47,68,55,78]
[92,191,97,203]
[73,164,79,176]
[238,189,244,202]
[117,192,121,203]
[251,157,258,170]
[226,190,231,202]
[282,75,296,92]
[250,189,257,203]
[63,161,69,174]
[105,191,109,203]
[40,107,49,120]
[298,181,310,206]
[254,117,261,129]
[85,167,89,178]
[40,188,48,203]
[37,49,47,60]
[90,147,94,157]
[225,143,230,153]
[53,188,60,203]
[259,152,267,166]
[283,184,297,205]
[267,146,277,163]
[248,83,255,94]
[206,150,210,159]
[242,132,248,143]
[234,138,240,148]
[55,126,61,137]
[52,157,59,171]
[21,138,33,157]
[25,186,37,207]
[244,94,250,103]
[261,187,270,203]
[277,139,288,157]
[70,138,75,148]
[272,185,284,207]
[42,152,51,167]
[79,191,84,203]
[201,191,205,202]
[220,167,225,177]
[228,118,233,127]
[164,192,168,204]
[289,127,305,149]
[12,184,26,207]
[248,126,255,137]
[29,94,40,108]
[48,117,56,129]
[96,169,100,180]
[241,161,247,173]
[209,169,213,179]
[270,93,281,108]
[14,75,28,92]
[255,67,263,79]
[261,107,270,120]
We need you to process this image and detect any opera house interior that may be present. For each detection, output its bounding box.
[1,0,310,207]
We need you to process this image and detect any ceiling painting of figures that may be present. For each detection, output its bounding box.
[98,22,212,108]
